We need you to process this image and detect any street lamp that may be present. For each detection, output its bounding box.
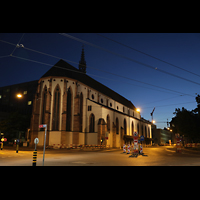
[16,94,22,98]
[136,108,140,113]
[16,93,23,153]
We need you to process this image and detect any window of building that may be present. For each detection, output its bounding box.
[110,102,112,107]
[141,124,144,136]
[116,117,119,134]
[92,94,94,99]
[52,85,60,131]
[131,121,134,135]
[145,126,147,137]
[88,105,92,111]
[79,92,83,132]
[107,115,110,132]
[66,87,72,131]
[28,101,32,105]
[23,91,27,95]
[89,113,95,132]
[124,119,127,135]
[41,86,47,124]
[101,98,103,103]
[137,123,140,136]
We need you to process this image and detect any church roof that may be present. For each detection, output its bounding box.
[41,59,136,110]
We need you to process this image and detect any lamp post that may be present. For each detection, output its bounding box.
[16,94,23,153]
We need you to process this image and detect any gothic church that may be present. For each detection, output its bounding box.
[30,48,152,147]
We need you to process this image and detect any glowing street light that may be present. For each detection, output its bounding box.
[136,108,140,112]
[17,94,22,98]
[152,120,155,124]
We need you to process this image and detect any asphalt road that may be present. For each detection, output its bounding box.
[1,146,200,166]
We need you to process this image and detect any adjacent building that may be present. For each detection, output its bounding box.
[152,128,173,145]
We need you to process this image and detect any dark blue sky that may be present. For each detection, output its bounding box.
[1,33,200,129]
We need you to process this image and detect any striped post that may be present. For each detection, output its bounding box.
[32,150,37,166]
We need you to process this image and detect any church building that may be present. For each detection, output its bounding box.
[30,48,152,148]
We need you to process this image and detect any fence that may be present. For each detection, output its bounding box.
[46,144,110,149]
[185,143,200,147]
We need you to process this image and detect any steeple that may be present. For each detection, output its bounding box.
[79,45,86,73]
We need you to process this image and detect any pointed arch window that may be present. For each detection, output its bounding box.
[89,113,95,132]
[41,86,47,124]
[137,123,140,136]
[66,87,72,131]
[131,121,134,135]
[124,119,127,135]
[141,124,144,136]
[145,126,147,137]
[107,114,110,132]
[52,85,60,131]
[116,117,119,134]
[79,92,83,132]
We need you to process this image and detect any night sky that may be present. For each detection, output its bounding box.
[1,33,200,129]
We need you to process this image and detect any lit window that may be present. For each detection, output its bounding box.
[28,101,32,105]
[0,95,1,99]
[23,91,27,95]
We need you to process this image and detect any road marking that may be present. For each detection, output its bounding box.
[165,148,175,152]
[72,161,87,164]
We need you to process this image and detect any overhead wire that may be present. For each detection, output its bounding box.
[142,101,195,109]
[13,46,195,97]
[96,33,200,78]
[10,33,25,56]
[1,36,198,126]
[59,33,200,86]
[9,56,197,116]
[0,38,195,98]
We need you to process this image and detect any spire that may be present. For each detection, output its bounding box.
[79,45,86,73]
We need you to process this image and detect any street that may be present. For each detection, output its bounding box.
[1,146,200,166]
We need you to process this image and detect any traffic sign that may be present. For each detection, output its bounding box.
[34,138,39,144]
[39,124,46,128]
[140,135,144,141]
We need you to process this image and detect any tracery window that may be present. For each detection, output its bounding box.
[52,85,60,131]
[89,113,95,132]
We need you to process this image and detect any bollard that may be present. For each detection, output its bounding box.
[16,142,19,153]
[32,150,37,166]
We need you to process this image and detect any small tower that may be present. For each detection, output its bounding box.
[79,45,86,73]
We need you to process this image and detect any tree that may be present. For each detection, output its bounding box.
[170,94,200,143]
[0,111,31,141]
